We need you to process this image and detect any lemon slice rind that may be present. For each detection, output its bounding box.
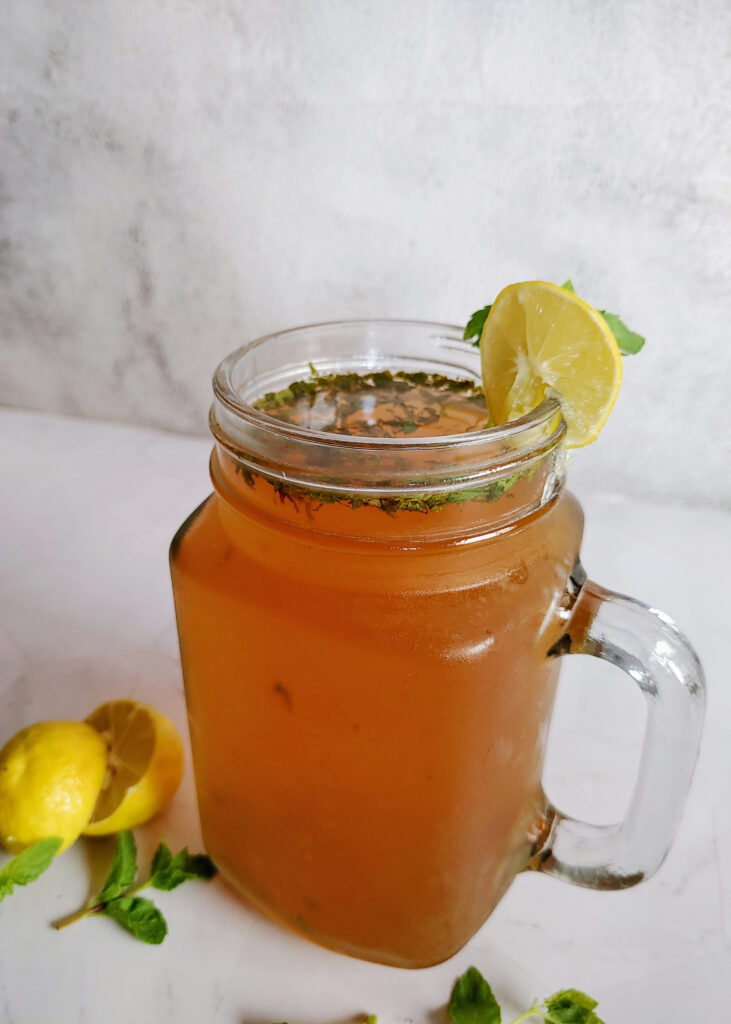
[480,281,623,448]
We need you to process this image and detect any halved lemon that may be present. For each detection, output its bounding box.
[480,281,623,447]
[83,700,184,836]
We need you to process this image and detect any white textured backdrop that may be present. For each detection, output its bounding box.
[2,0,730,505]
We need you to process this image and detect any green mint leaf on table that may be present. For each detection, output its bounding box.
[598,310,645,355]
[104,894,168,944]
[54,833,216,942]
[464,304,492,344]
[445,968,605,1024]
[98,829,138,902]
[561,280,575,292]
[150,840,217,890]
[540,990,604,1024]
[449,966,501,1024]
[0,837,62,902]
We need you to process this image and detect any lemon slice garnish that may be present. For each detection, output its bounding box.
[480,281,623,447]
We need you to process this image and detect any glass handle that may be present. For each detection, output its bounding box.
[533,568,705,889]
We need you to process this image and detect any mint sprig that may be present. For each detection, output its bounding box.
[97,828,137,902]
[597,310,644,354]
[562,280,644,355]
[0,837,62,902]
[268,966,602,1024]
[464,280,645,355]
[54,830,216,943]
[449,965,502,1023]
[448,967,605,1024]
[104,894,167,944]
[149,840,217,890]
[463,304,492,344]
[539,989,603,1023]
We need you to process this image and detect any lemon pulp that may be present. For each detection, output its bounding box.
[480,280,623,447]
[83,700,184,835]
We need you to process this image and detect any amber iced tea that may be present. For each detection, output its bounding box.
[171,357,582,966]
[170,319,705,968]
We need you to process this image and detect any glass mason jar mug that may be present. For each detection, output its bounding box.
[170,321,704,969]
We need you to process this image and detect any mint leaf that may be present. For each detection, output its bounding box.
[464,283,645,359]
[0,837,61,902]
[56,832,215,938]
[182,852,217,880]
[0,838,62,885]
[449,966,501,1024]
[564,280,644,353]
[149,841,173,881]
[444,969,605,1024]
[104,895,167,944]
[542,990,604,1024]
[150,841,217,891]
[98,830,137,903]
[598,310,644,355]
[464,304,492,345]
[546,990,598,1011]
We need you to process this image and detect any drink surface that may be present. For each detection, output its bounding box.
[254,370,490,438]
[171,371,581,966]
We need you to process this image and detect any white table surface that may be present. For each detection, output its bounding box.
[0,407,729,1024]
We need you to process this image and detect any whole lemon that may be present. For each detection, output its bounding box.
[0,720,107,854]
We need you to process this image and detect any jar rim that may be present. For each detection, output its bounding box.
[212,318,566,452]
[210,318,567,524]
